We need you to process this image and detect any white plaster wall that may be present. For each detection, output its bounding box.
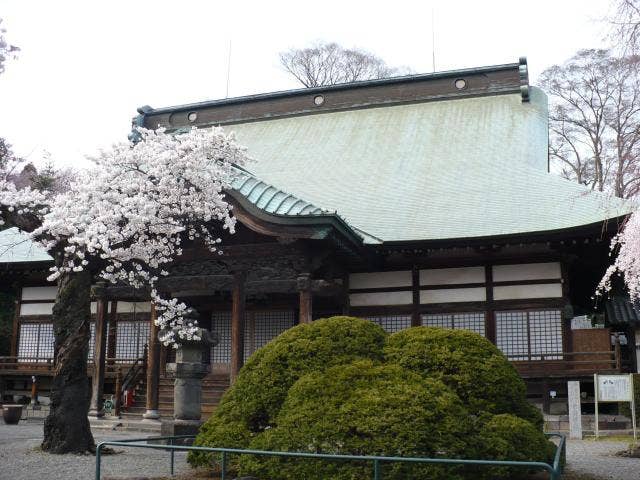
[20,303,54,315]
[492,262,561,282]
[420,266,485,285]
[116,301,152,313]
[349,291,413,306]
[420,287,486,304]
[349,271,412,289]
[493,283,563,300]
[21,286,57,301]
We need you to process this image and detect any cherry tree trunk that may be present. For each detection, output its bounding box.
[41,269,95,453]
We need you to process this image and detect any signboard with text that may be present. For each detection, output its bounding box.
[597,374,632,402]
[594,373,636,440]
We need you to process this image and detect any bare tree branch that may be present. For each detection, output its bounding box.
[279,41,411,88]
[540,49,640,198]
[610,0,640,54]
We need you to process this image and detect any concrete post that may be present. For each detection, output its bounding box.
[568,380,583,440]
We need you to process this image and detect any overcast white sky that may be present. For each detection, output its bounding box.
[0,0,615,168]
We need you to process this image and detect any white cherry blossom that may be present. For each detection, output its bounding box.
[598,213,640,301]
[1,126,249,346]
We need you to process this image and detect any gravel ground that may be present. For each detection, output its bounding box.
[0,419,190,480]
[2,418,640,480]
[564,438,640,480]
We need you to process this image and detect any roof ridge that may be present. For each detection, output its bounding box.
[139,61,523,116]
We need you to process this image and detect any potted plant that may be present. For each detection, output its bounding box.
[2,404,23,424]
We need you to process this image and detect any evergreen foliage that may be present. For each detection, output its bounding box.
[383,327,543,428]
[189,316,386,465]
[242,361,469,480]
[469,414,558,479]
[190,317,553,479]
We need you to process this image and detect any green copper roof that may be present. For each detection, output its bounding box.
[0,170,366,265]
[229,167,382,243]
[225,87,631,243]
[0,228,52,263]
[231,167,329,216]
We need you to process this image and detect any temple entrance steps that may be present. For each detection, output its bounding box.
[120,372,230,420]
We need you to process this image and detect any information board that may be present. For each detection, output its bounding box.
[597,375,632,402]
[594,373,636,440]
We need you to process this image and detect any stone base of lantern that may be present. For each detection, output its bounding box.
[160,419,202,444]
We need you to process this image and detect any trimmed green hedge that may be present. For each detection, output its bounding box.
[189,318,552,479]
[190,316,386,465]
[384,327,543,428]
[241,361,470,480]
[469,414,557,480]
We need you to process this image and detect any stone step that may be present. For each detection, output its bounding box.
[90,417,162,433]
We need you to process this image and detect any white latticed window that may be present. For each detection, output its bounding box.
[18,323,54,362]
[115,321,149,362]
[250,310,295,357]
[496,309,563,360]
[421,312,486,336]
[365,314,412,333]
[88,322,96,360]
[211,310,296,364]
[211,312,231,364]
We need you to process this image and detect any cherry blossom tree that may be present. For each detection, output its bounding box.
[0,126,249,453]
[599,213,640,300]
[0,17,19,75]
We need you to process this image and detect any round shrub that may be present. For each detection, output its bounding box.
[469,414,557,480]
[189,316,387,467]
[240,361,470,480]
[384,327,542,428]
[190,319,550,478]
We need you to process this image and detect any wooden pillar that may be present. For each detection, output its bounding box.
[230,272,246,383]
[10,293,21,358]
[615,333,622,372]
[160,344,168,376]
[298,273,313,324]
[411,267,421,327]
[88,295,108,418]
[143,303,161,420]
[114,368,122,418]
[30,375,39,406]
[107,300,118,365]
[484,265,497,344]
[342,274,350,316]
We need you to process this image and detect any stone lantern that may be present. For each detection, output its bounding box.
[161,309,218,438]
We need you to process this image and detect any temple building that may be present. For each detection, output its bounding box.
[0,58,637,420]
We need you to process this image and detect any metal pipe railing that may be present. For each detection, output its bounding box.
[95,433,566,480]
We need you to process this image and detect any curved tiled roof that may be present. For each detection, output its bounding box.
[0,169,370,265]
[230,168,327,216]
[222,88,632,243]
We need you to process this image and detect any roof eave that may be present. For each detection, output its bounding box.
[377,216,627,250]
[225,189,365,250]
